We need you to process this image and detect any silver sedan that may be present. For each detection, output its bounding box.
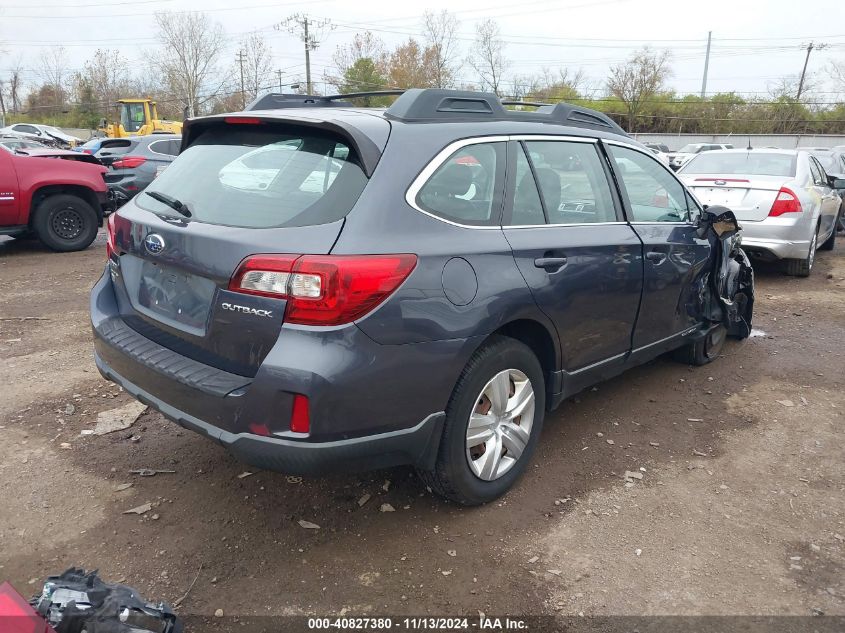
[678,149,842,277]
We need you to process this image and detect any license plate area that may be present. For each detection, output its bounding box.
[135,258,217,333]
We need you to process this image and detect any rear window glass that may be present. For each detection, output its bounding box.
[682,152,796,177]
[416,142,505,226]
[137,124,368,228]
[97,140,133,156]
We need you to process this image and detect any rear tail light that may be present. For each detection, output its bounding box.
[229,254,418,325]
[106,213,117,259]
[112,155,147,169]
[769,187,803,217]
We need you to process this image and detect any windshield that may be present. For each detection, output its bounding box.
[137,124,368,229]
[682,152,796,177]
[120,103,146,133]
[677,144,703,153]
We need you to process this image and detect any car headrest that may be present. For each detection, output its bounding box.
[533,167,561,212]
[429,163,473,197]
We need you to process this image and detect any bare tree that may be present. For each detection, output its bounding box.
[468,18,508,96]
[237,32,274,103]
[768,74,817,102]
[152,11,226,117]
[607,47,671,132]
[422,10,460,89]
[509,67,586,102]
[326,31,386,90]
[39,45,69,110]
[7,56,25,114]
[830,59,845,96]
[73,49,132,111]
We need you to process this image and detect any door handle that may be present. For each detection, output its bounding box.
[534,256,568,270]
[645,251,667,264]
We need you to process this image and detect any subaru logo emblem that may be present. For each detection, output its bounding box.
[714,179,726,186]
[144,233,166,255]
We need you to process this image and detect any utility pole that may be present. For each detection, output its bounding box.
[700,31,712,99]
[236,50,247,108]
[796,42,827,100]
[275,14,333,95]
[276,69,283,92]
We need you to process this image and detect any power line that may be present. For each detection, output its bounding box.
[275,14,333,94]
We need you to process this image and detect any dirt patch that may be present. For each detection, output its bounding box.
[1,232,843,620]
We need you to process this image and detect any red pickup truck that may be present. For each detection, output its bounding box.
[0,147,108,251]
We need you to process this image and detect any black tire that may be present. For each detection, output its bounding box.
[672,325,726,366]
[32,194,99,252]
[819,225,836,251]
[417,336,545,506]
[783,226,818,277]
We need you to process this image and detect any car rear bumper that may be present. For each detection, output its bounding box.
[89,268,471,475]
[93,350,444,474]
[738,218,813,260]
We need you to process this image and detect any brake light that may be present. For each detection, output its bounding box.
[769,187,803,216]
[228,254,418,325]
[290,394,310,433]
[112,155,146,169]
[224,117,263,125]
[106,213,117,259]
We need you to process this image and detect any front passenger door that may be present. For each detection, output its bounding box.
[606,143,712,352]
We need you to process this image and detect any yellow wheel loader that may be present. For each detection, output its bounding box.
[99,99,182,138]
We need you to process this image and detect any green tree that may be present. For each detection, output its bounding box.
[340,58,390,105]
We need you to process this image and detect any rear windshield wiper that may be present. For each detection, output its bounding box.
[143,190,192,218]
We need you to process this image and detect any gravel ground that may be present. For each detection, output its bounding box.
[0,230,843,628]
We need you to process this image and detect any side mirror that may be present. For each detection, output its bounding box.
[697,205,740,239]
[832,178,845,190]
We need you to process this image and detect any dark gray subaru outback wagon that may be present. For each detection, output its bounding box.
[91,89,754,505]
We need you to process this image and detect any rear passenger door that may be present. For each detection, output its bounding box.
[605,142,712,351]
[502,137,643,383]
[808,156,840,238]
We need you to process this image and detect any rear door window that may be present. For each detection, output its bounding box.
[149,139,179,156]
[137,124,368,229]
[509,145,545,226]
[523,140,617,224]
[416,142,505,226]
[808,157,826,186]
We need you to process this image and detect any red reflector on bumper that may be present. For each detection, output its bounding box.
[290,394,310,434]
[248,423,271,437]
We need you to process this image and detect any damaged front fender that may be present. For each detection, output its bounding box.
[697,206,755,339]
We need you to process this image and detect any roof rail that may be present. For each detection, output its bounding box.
[246,88,627,136]
[246,90,406,111]
[385,89,626,135]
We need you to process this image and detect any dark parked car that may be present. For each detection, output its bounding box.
[96,134,180,207]
[90,90,754,505]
